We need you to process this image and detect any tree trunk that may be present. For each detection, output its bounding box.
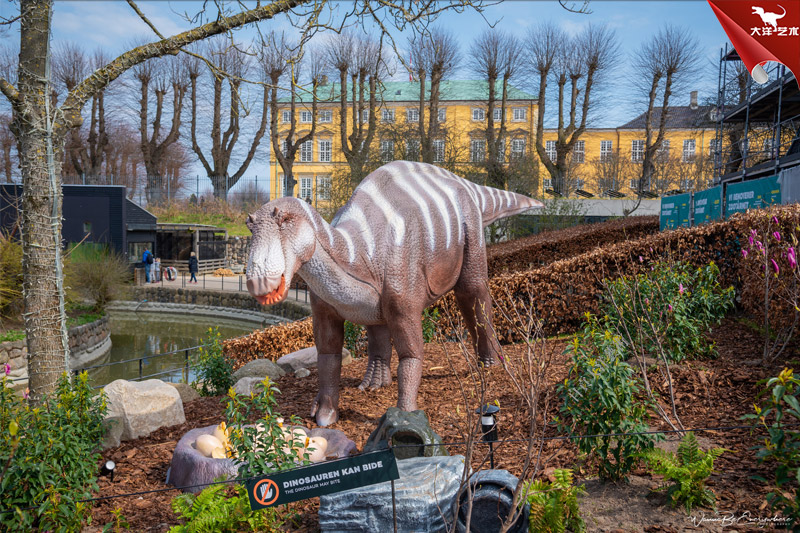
[13,0,70,403]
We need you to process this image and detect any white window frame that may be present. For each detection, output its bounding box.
[281,110,291,124]
[543,178,553,189]
[316,175,331,200]
[437,108,446,123]
[709,138,721,156]
[656,139,670,161]
[433,139,445,163]
[679,177,693,190]
[511,139,525,159]
[572,140,585,164]
[318,110,332,123]
[300,110,313,123]
[492,108,503,121]
[682,139,696,162]
[512,108,527,121]
[280,140,288,157]
[406,108,419,123]
[496,139,506,163]
[380,139,394,162]
[470,139,486,162]
[631,140,645,162]
[630,178,641,190]
[472,108,485,121]
[600,140,613,161]
[318,139,331,163]
[360,109,369,123]
[382,109,395,123]
[406,139,420,160]
[300,140,313,163]
[300,176,313,200]
[545,140,557,162]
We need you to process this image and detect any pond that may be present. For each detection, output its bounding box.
[85,311,280,388]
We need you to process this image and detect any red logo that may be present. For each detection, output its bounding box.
[253,479,280,506]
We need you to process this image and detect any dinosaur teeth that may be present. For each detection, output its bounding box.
[256,274,286,306]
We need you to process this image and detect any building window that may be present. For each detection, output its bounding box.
[572,140,585,164]
[433,139,445,163]
[543,178,553,189]
[656,139,670,162]
[545,140,557,162]
[300,140,312,162]
[709,138,721,156]
[682,139,696,162]
[438,108,446,123]
[281,140,288,157]
[277,173,285,196]
[300,110,313,123]
[630,178,643,190]
[680,177,693,190]
[406,108,419,123]
[316,175,331,200]
[83,221,92,234]
[496,140,506,163]
[406,139,420,160]
[318,140,331,163]
[380,140,394,162]
[511,139,525,160]
[492,108,503,121]
[512,108,526,121]
[360,109,369,123]
[631,140,645,162]
[763,138,776,156]
[300,176,312,200]
[382,109,395,123]
[318,110,332,123]
[472,108,485,121]
[470,140,486,162]
[600,140,613,161]
[575,178,585,189]
[281,110,291,123]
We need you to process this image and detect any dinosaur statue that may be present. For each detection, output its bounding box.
[246,161,543,426]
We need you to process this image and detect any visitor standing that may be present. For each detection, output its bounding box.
[153,257,161,283]
[142,248,154,283]
[188,251,199,283]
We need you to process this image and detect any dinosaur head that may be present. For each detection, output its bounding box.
[752,6,765,15]
[246,197,316,306]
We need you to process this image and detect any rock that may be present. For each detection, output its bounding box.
[319,455,465,532]
[233,377,267,396]
[102,416,124,450]
[294,368,311,378]
[231,358,286,382]
[168,383,201,404]
[103,379,186,442]
[452,470,529,533]
[277,346,352,373]
[363,407,447,459]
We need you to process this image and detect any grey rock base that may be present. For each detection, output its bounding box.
[363,407,447,459]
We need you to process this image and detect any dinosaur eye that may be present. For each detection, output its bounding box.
[246,215,255,228]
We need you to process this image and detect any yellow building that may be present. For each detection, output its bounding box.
[269,80,538,210]
[541,92,717,197]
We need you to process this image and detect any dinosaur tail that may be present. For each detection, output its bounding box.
[473,184,544,227]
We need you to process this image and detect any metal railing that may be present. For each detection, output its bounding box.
[75,344,206,389]
[145,271,310,304]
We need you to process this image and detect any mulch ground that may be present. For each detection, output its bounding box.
[89,315,791,531]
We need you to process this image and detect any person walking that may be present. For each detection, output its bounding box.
[153,257,161,283]
[188,251,199,283]
[142,247,154,283]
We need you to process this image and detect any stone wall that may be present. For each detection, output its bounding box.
[132,286,310,322]
[226,236,251,267]
[1,315,111,387]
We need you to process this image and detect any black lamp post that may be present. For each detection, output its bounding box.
[476,404,500,469]
[100,460,116,483]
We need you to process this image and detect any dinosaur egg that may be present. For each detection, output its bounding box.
[213,422,230,444]
[211,447,227,459]
[195,434,223,457]
[307,436,328,463]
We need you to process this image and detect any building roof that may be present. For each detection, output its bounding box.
[618,105,716,130]
[281,80,537,104]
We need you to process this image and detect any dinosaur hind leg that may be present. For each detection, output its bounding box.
[454,277,502,367]
[359,325,393,391]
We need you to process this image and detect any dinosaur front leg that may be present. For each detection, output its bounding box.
[359,325,392,391]
[387,317,424,411]
[310,297,345,427]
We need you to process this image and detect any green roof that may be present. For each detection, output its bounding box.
[280,80,536,104]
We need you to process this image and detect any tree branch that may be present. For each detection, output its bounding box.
[0,76,19,105]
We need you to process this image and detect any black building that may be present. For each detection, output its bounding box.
[0,184,157,261]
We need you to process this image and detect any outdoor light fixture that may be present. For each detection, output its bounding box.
[100,460,116,482]
[476,404,500,469]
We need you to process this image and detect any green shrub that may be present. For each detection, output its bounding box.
[0,329,24,343]
[602,261,734,362]
[169,483,286,533]
[193,327,234,397]
[343,320,366,357]
[422,308,440,343]
[0,371,108,531]
[526,469,585,533]
[639,432,727,513]
[65,244,131,311]
[557,318,658,481]
[744,368,800,525]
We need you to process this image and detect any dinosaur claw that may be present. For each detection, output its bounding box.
[315,408,338,427]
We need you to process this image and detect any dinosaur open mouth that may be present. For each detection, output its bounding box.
[254,274,286,305]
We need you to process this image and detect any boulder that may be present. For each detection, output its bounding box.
[103,379,185,442]
[363,407,447,459]
[294,368,311,379]
[168,382,201,404]
[233,377,267,396]
[231,358,286,382]
[277,347,352,373]
[319,455,465,532]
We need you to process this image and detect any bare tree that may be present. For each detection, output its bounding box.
[528,22,619,196]
[188,37,269,199]
[0,112,15,182]
[631,25,699,202]
[411,27,459,164]
[469,29,521,189]
[590,152,634,195]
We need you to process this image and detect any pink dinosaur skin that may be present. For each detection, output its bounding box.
[246,161,543,426]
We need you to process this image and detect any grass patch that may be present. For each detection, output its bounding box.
[66,312,104,328]
[0,329,24,343]
[150,199,252,237]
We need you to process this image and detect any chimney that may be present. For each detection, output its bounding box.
[320,74,328,86]
[690,91,698,110]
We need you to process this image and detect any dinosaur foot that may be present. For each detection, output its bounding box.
[358,356,391,391]
[311,391,339,427]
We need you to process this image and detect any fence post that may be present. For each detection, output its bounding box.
[221,274,224,291]
[184,349,190,383]
[239,275,242,292]
[138,358,143,381]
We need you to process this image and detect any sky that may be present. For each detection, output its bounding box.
[0,0,736,193]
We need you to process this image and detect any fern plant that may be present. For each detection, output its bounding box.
[639,432,727,513]
[169,483,285,532]
[525,469,586,533]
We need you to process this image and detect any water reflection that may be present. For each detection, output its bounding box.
[85,311,278,388]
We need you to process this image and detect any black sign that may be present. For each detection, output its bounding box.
[246,449,399,509]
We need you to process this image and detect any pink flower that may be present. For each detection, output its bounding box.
[772,258,780,274]
[749,235,754,246]
[3,363,9,376]
[645,298,650,305]
[639,256,644,263]
[756,240,764,251]
[773,216,779,225]
[679,283,685,295]
[23,388,29,400]
[742,249,748,258]
[789,247,797,269]
[774,231,782,242]
[668,304,673,312]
